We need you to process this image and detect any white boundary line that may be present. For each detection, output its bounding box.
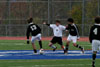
[10,64,100,67]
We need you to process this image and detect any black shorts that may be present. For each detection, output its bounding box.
[51,36,63,45]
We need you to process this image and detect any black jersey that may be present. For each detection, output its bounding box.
[89,24,100,43]
[66,24,80,37]
[26,23,41,39]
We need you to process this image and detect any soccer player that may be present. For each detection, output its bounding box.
[43,20,66,53]
[26,18,43,54]
[89,16,100,67]
[65,18,84,54]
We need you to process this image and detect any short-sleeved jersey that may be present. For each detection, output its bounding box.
[50,24,66,37]
[66,24,80,37]
[89,24,100,43]
[26,23,41,39]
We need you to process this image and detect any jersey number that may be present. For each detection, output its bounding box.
[93,28,98,35]
[30,25,37,31]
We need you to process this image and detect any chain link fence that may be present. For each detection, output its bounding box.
[0,24,92,37]
[0,0,100,37]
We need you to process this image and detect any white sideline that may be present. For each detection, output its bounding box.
[0,43,25,45]
[11,64,100,67]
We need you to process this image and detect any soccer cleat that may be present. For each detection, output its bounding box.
[40,49,44,51]
[33,49,37,55]
[92,61,95,67]
[81,48,84,54]
[33,51,38,55]
[53,47,57,51]
[64,50,68,55]
[92,64,95,67]
[34,52,38,55]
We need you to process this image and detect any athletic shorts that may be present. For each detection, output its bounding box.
[51,36,63,45]
[31,34,41,43]
[67,34,77,43]
[92,40,100,52]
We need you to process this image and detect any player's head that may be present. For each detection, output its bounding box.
[27,18,33,24]
[95,16,100,24]
[56,20,61,26]
[67,18,74,24]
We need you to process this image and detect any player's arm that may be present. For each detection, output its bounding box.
[43,22,50,26]
[61,25,66,30]
[43,21,55,29]
[65,25,69,32]
[75,25,80,39]
[26,26,30,44]
[89,27,93,43]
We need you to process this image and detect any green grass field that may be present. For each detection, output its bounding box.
[0,40,100,67]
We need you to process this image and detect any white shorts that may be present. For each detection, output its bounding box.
[31,34,41,43]
[67,35,77,43]
[92,40,100,52]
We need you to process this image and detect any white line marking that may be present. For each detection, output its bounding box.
[0,43,25,45]
[0,50,100,57]
[10,64,100,67]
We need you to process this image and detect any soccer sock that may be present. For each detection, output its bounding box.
[66,45,69,51]
[92,53,96,65]
[75,44,83,49]
[61,45,65,50]
[51,45,56,49]
[39,41,42,49]
[33,49,37,53]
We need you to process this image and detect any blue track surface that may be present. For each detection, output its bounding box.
[0,50,100,60]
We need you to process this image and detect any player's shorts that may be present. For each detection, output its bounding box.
[67,34,77,43]
[31,34,41,43]
[51,36,63,45]
[92,40,100,52]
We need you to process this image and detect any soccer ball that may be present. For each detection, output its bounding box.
[39,49,44,55]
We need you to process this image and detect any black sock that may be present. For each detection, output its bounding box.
[66,45,69,51]
[76,44,83,49]
[34,49,37,53]
[92,54,96,65]
[39,41,42,49]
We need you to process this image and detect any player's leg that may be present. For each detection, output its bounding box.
[65,40,70,53]
[32,43,37,53]
[72,36,84,53]
[31,36,37,53]
[39,41,42,49]
[65,35,71,54]
[49,42,57,51]
[92,40,98,67]
[37,34,43,49]
[36,34,44,54]
[57,37,66,53]
[73,43,84,53]
[92,51,97,67]
[49,37,57,51]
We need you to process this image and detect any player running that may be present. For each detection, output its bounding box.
[43,20,66,53]
[65,18,84,54]
[26,18,43,54]
[89,16,100,67]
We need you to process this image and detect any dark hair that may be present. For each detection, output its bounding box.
[95,16,100,23]
[27,18,33,23]
[67,18,74,23]
[56,20,61,23]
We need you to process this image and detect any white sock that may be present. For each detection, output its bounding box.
[51,45,56,49]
